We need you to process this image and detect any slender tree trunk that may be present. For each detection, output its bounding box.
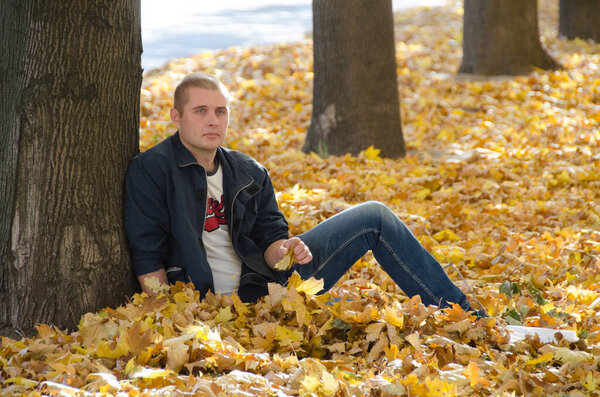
[459,0,561,75]
[303,0,405,158]
[559,0,600,42]
[0,0,142,337]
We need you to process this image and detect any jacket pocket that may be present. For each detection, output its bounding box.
[237,269,272,303]
[166,266,187,284]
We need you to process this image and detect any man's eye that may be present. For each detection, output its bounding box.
[217,109,227,115]
[196,108,206,114]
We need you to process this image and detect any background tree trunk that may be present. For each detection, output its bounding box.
[0,0,142,337]
[559,0,600,42]
[303,0,405,158]
[459,0,561,75]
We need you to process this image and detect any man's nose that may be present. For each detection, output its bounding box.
[207,111,218,125]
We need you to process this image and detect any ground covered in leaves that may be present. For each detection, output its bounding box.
[2,0,600,395]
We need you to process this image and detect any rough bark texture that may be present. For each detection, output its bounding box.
[0,0,142,337]
[559,0,600,42]
[459,0,561,75]
[303,0,405,158]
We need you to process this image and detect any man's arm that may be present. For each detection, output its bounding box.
[264,237,313,269]
[124,156,170,286]
[250,169,291,252]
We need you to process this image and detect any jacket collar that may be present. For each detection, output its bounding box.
[172,131,199,168]
[171,131,254,191]
[217,147,255,192]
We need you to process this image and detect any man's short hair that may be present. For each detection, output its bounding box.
[173,72,230,114]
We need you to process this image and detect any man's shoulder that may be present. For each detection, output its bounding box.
[220,147,266,172]
[128,135,176,176]
[138,135,175,161]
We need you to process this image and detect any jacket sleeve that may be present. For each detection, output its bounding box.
[123,155,170,276]
[251,169,289,252]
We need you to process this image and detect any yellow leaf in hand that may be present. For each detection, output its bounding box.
[274,249,296,271]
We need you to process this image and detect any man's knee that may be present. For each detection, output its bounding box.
[361,201,393,218]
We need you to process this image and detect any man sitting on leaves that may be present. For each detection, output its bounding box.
[124,72,486,318]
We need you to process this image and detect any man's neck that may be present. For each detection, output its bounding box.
[179,138,218,172]
[194,152,218,173]
[182,143,217,172]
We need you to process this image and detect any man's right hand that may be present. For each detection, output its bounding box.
[138,269,168,295]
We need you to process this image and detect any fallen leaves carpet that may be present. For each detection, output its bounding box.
[2,0,600,395]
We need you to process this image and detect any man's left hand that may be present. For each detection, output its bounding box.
[280,237,313,265]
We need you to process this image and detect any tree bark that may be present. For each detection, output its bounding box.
[459,0,561,75]
[303,0,405,158]
[0,0,142,337]
[559,0,600,42]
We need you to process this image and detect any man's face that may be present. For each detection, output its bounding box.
[170,87,229,159]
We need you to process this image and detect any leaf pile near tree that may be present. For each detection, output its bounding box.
[2,1,600,395]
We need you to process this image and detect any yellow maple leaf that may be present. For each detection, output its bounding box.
[295,278,324,295]
[415,188,431,200]
[463,361,491,388]
[322,370,339,395]
[553,348,593,364]
[4,377,38,388]
[526,352,554,367]
[300,375,321,393]
[123,321,153,354]
[286,272,324,295]
[362,146,382,162]
[433,229,460,242]
[385,343,400,361]
[383,305,404,329]
[213,306,233,324]
[275,324,303,346]
[441,303,468,322]
[583,371,599,391]
[95,341,129,359]
[129,367,174,379]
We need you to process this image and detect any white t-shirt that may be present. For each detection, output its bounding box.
[202,164,242,295]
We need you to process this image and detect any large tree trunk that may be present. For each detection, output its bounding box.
[0,1,142,337]
[303,0,405,158]
[459,0,561,75]
[559,0,600,42]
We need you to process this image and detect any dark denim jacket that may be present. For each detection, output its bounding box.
[124,132,289,301]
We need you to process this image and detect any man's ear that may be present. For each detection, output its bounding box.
[170,107,180,126]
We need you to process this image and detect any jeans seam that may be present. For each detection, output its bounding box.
[379,237,442,305]
[284,227,380,287]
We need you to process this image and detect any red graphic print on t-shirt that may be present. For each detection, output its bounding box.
[205,194,227,232]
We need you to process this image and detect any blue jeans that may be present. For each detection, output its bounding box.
[275,201,470,310]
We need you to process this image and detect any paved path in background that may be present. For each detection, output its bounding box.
[141,0,447,70]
